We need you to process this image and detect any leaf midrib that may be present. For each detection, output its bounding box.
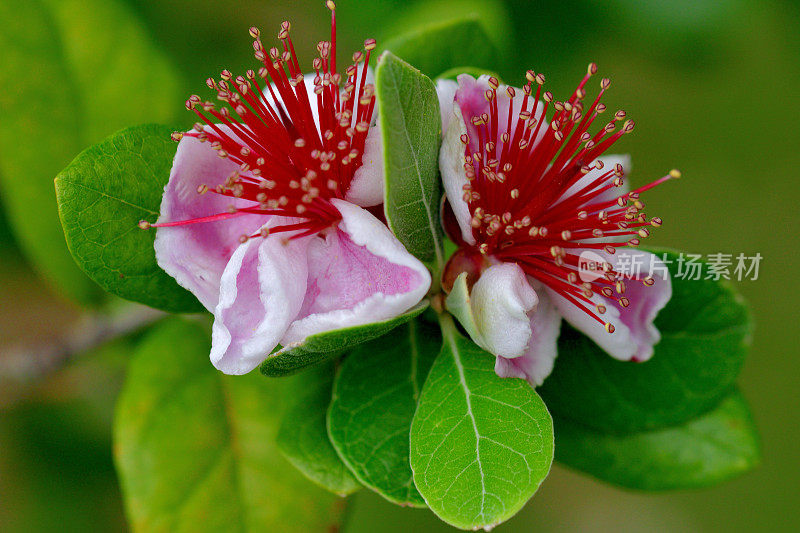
[442,321,487,523]
[57,174,159,215]
[381,57,445,270]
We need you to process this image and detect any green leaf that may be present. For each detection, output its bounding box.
[376,52,445,275]
[328,319,441,507]
[0,0,181,304]
[115,318,344,533]
[539,249,753,434]
[55,124,202,313]
[277,363,361,496]
[380,16,502,79]
[555,389,761,490]
[260,301,428,377]
[410,316,554,530]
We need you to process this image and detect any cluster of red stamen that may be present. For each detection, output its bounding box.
[448,64,679,332]
[143,2,377,242]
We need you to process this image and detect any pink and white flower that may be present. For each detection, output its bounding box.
[438,69,676,386]
[144,4,430,374]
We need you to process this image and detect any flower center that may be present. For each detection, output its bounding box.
[143,1,377,242]
[451,66,679,330]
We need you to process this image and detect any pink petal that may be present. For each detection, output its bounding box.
[495,281,562,386]
[468,262,538,358]
[440,74,551,245]
[602,249,672,362]
[454,74,547,155]
[154,126,265,311]
[281,199,430,344]
[545,249,671,362]
[210,220,310,375]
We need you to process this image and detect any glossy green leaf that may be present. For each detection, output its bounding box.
[55,124,202,313]
[410,316,553,530]
[0,0,181,304]
[539,249,753,434]
[115,318,344,533]
[555,389,761,490]
[277,363,361,496]
[380,16,501,79]
[261,301,428,377]
[376,52,445,274]
[328,319,440,507]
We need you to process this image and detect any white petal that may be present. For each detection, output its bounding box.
[263,75,321,128]
[210,224,310,375]
[439,105,475,245]
[495,281,562,386]
[281,199,430,343]
[558,154,631,206]
[546,284,635,361]
[469,263,539,358]
[436,78,458,134]
[345,122,384,207]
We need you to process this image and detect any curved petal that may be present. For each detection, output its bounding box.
[281,199,431,343]
[439,104,475,245]
[469,262,539,358]
[602,249,672,362]
[263,75,321,129]
[545,284,635,361]
[264,68,376,131]
[264,72,383,208]
[154,126,265,311]
[454,74,548,154]
[495,281,561,386]
[559,154,631,206]
[441,74,551,246]
[436,78,458,134]
[345,122,384,207]
[210,222,310,375]
[546,248,672,362]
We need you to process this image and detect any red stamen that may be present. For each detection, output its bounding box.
[447,65,679,330]
[145,2,377,243]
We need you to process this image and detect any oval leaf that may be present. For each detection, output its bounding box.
[115,318,344,532]
[277,362,361,496]
[538,249,753,434]
[0,0,180,304]
[555,389,761,490]
[55,124,202,313]
[260,301,428,377]
[410,317,554,530]
[328,319,440,507]
[376,51,444,273]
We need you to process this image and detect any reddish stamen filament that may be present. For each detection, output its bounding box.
[144,2,377,243]
[452,65,679,330]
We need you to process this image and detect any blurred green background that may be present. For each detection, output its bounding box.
[1,0,797,531]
